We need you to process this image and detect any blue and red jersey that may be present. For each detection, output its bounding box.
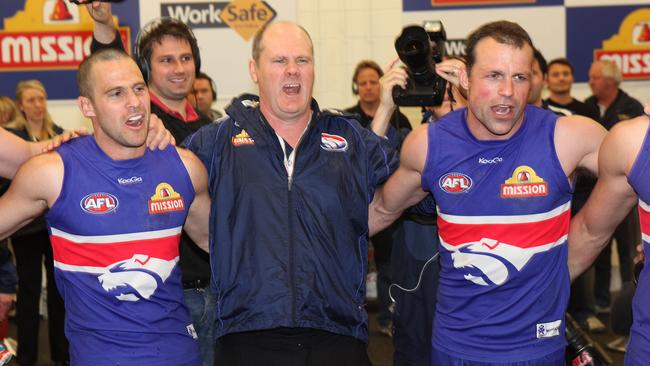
[626,120,650,364]
[45,136,200,366]
[422,106,572,362]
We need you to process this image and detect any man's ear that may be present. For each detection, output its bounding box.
[249,59,259,84]
[459,67,469,92]
[77,96,96,118]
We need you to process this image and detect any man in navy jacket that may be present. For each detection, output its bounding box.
[184,21,397,365]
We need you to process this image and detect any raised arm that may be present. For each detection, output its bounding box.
[84,1,118,44]
[369,124,429,235]
[370,59,407,137]
[568,116,646,279]
[0,153,63,239]
[176,147,210,252]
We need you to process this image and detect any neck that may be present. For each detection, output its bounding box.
[26,119,44,140]
[597,89,619,109]
[264,111,311,148]
[151,89,187,119]
[533,98,543,108]
[549,92,573,105]
[465,109,524,141]
[359,100,379,117]
[96,137,146,161]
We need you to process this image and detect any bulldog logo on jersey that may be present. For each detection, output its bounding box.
[231,129,255,146]
[80,192,118,214]
[98,254,176,301]
[501,165,548,198]
[320,133,348,152]
[439,173,472,193]
[442,237,562,286]
[148,183,184,215]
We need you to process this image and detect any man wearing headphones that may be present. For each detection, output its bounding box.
[191,72,223,121]
[346,60,411,136]
[83,3,215,365]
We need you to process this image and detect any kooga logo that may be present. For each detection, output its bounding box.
[161,2,229,28]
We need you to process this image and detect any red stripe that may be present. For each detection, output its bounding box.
[50,234,180,267]
[437,210,570,248]
[639,206,650,236]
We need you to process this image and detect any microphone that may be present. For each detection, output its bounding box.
[565,313,613,365]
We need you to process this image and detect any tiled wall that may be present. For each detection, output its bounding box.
[298,0,407,112]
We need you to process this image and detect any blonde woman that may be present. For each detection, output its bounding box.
[0,97,19,126]
[6,80,69,366]
[6,80,63,141]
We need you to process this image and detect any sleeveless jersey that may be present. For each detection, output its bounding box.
[625,120,650,364]
[422,106,572,362]
[45,136,200,366]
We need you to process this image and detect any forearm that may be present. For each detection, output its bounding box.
[370,103,395,137]
[369,197,403,236]
[567,212,612,280]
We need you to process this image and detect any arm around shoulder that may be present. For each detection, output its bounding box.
[176,147,210,252]
[369,124,429,236]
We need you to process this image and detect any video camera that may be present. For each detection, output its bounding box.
[392,21,448,107]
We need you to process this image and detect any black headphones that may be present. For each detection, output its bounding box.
[133,17,201,83]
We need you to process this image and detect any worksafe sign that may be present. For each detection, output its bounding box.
[161,0,276,40]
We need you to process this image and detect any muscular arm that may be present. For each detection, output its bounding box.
[568,117,646,280]
[554,115,607,177]
[176,147,210,252]
[369,124,429,235]
[0,153,63,239]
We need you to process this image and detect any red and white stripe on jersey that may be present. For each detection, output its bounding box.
[50,226,182,273]
[437,201,571,249]
[639,199,650,244]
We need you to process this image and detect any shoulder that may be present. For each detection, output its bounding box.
[174,147,208,183]
[556,113,601,129]
[608,115,649,152]
[14,152,64,200]
[603,115,649,175]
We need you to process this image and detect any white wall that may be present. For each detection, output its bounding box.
[47,1,650,131]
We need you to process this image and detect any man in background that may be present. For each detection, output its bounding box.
[190,72,223,121]
[346,60,411,138]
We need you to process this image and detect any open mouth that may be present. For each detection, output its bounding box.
[492,105,513,116]
[283,83,301,95]
[125,114,145,127]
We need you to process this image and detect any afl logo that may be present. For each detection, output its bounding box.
[321,133,349,152]
[80,193,119,214]
[439,173,472,194]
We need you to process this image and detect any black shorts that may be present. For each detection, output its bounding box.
[214,327,372,366]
